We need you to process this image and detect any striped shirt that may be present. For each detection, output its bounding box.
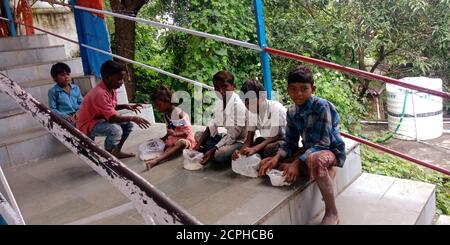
[279,96,346,167]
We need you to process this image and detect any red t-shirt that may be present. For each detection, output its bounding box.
[76,81,118,135]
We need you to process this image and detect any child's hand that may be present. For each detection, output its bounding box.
[281,161,300,184]
[132,116,151,129]
[200,148,216,165]
[241,146,256,156]
[259,156,279,177]
[125,104,143,114]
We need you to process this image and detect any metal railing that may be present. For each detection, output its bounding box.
[0,73,202,225]
[2,9,449,177]
[40,0,450,100]
[0,2,448,227]
[0,191,24,225]
[0,165,25,224]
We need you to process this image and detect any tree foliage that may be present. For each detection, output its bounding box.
[110,0,449,125]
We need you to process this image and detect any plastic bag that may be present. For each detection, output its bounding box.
[138,138,165,161]
[267,169,291,187]
[231,154,261,178]
[183,149,204,171]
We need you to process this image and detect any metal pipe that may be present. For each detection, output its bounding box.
[361,120,450,125]
[254,0,273,99]
[2,0,16,36]
[0,166,25,224]
[360,120,389,124]
[41,0,262,51]
[0,17,213,90]
[265,47,450,100]
[0,191,23,225]
[341,132,450,176]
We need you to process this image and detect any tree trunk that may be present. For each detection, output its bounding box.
[109,0,148,102]
[358,47,369,99]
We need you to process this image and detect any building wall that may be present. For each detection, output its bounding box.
[31,1,79,58]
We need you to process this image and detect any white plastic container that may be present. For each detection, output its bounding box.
[267,169,291,187]
[386,77,443,140]
[183,149,204,171]
[138,138,165,161]
[231,154,261,178]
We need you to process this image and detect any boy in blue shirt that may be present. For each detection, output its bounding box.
[259,66,346,225]
[48,62,83,125]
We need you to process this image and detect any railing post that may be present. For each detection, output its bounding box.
[0,166,25,224]
[0,191,24,225]
[254,0,273,99]
[3,0,16,37]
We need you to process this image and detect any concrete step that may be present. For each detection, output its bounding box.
[435,215,450,225]
[0,58,83,84]
[0,128,68,167]
[2,124,362,224]
[0,109,45,139]
[0,74,84,113]
[0,45,67,69]
[0,34,49,52]
[309,173,436,225]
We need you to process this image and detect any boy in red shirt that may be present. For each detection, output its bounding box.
[76,61,151,158]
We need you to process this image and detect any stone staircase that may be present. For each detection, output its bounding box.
[0,34,84,167]
[0,35,439,225]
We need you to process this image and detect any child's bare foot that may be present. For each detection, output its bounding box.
[144,159,159,171]
[320,213,339,225]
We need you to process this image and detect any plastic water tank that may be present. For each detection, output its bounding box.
[386,77,443,140]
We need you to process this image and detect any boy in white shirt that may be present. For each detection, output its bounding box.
[194,71,247,166]
[232,80,287,160]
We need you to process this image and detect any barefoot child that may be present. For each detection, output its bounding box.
[145,85,196,170]
[48,62,83,125]
[76,60,151,159]
[258,66,346,225]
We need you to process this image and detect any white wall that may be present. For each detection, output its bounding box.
[31,1,79,58]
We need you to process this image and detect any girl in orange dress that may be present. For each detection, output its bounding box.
[145,86,196,170]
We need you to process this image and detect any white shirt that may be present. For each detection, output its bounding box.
[208,92,247,148]
[247,99,287,139]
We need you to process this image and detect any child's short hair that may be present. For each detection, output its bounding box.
[100,60,125,80]
[241,80,266,99]
[213,70,235,86]
[50,62,71,78]
[151,85,174,103]
[288,66,314,86]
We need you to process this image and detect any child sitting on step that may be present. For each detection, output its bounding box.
[258,66,346,225]
[145,85,196,170]
[48,62,83,125]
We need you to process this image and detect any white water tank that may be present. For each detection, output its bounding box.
[386,77,443,141]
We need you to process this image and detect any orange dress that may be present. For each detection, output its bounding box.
[163,110,196,149]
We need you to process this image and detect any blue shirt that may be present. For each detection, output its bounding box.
[280,96,346,167]
[48,83,83,118]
